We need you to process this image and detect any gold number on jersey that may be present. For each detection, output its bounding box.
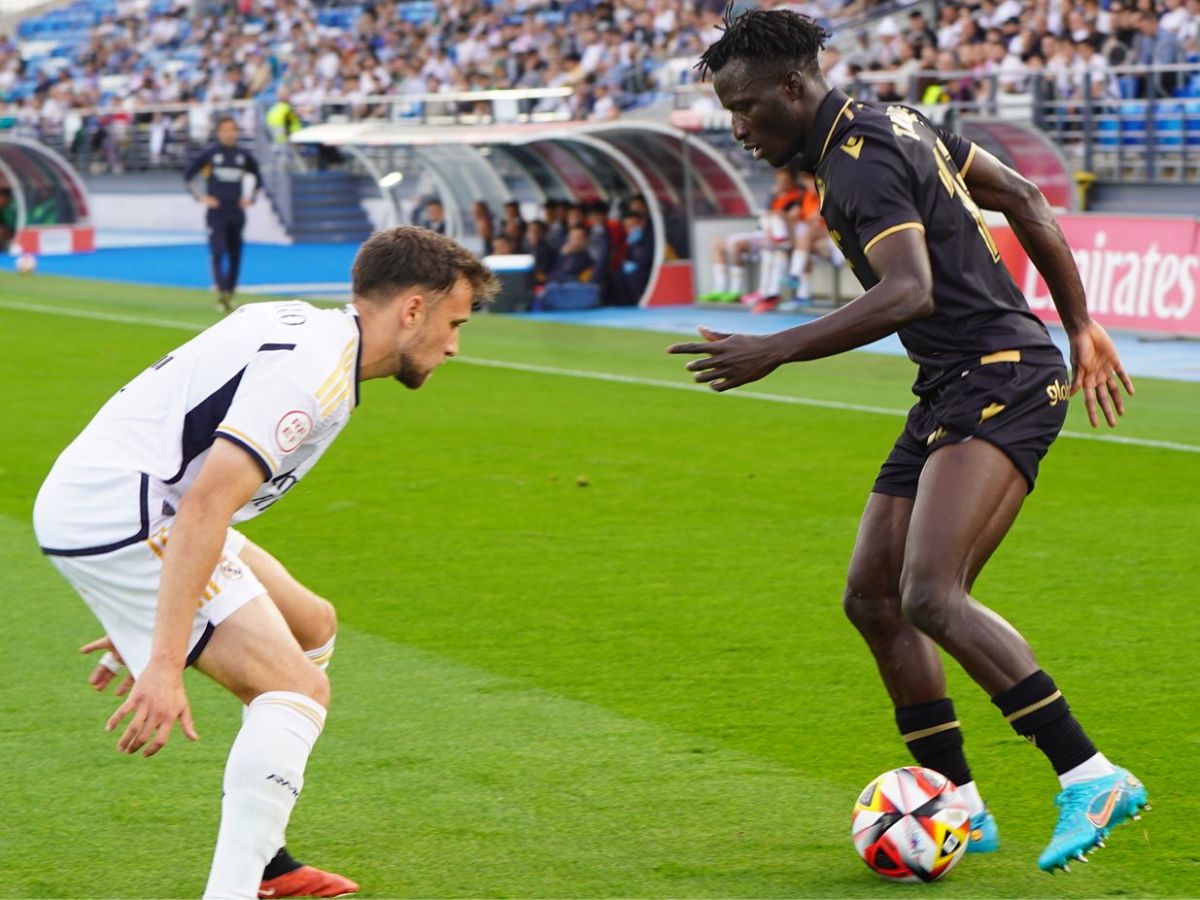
[932,138,1000,262]
[884,107,1001,263]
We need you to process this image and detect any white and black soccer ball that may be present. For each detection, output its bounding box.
[851,766,971,882]
[15,252,37,275]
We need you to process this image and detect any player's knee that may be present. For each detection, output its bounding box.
[899,577,957,639]
[299,665,331,708]
[310,596,337,648]
[288,594,337,652]
[842,582,901,639]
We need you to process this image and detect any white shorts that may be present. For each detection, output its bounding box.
[47,526,267,678]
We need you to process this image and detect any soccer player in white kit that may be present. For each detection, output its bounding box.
[33,227,499,899]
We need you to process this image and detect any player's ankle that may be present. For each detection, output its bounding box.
[991,670,1099,777]
[1057,752,1116,788]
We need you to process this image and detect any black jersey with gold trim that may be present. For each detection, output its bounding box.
[796,89,1060,382]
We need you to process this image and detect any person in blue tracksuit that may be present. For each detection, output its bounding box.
[184,116,262,311]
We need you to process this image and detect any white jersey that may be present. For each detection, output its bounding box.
[35,300,362,556]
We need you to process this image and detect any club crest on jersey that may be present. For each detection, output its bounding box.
[276,410,313,453]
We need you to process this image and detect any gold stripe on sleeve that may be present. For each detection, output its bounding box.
[862,221,926,255]
[959,143,978,178]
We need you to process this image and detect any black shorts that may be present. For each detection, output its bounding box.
[873,351,1069,498]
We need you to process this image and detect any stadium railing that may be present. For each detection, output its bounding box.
[0,87,576,179]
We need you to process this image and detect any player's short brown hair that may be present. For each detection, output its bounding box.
[352,226,500,307]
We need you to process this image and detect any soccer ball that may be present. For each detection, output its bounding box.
[15,252,37,274]
[851,766,971,882]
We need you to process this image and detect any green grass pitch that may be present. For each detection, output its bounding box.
[1,272,1197,898]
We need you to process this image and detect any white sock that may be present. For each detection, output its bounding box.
[756,253,772,295]
[711,263,728,293]
[1058,751,1116,788]
[305,635,336,672]
[956,780,985,817]
[789,248,809,279]
[204,691,326,900]
[729,265,745,295]
[759,250,787,296]
[235,641,334,859]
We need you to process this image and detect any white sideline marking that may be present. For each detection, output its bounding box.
[3,297,1199,455]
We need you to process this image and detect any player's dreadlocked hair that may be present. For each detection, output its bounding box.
[696,5,830,82]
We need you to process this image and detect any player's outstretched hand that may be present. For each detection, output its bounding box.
[668,326,782,392]
[1069,320,1134,428]
[105,661,198,757]
[81,635,135,696]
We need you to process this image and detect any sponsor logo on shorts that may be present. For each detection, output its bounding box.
[275,410,313,453]
[1045,379,1070,406]
[218,557,243,581]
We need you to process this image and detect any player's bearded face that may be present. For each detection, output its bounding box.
[392,282,473,389]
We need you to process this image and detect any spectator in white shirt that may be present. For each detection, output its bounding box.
[589,82,619,120]
[1160,0,1191,37]
[1070,39,1112,98]
[937,4,964,50]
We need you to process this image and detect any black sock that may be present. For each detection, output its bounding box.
[895,698,973,787]
[263,846,304,880]
[991,670,1097,775]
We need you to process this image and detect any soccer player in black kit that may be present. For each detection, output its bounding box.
[184,116,262,312]
[670,9,1147,873]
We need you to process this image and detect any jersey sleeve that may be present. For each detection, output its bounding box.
[933,124,977,177]
[213,349,331,480]
[835,138,926,257]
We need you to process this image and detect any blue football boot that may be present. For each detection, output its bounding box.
[1038,767,1148,872]
[966,806,999,853]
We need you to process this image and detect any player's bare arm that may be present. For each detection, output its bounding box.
[106,439,263,757]
[960,146,1134,427]
[668,228,932,391]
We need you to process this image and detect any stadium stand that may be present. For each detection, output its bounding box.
[4,0,1196,188]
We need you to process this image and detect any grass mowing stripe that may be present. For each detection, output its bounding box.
[4,296,1199,455]
[0,298,205,331]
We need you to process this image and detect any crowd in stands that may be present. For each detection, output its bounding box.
[1,0,1197,179]
[0,0,872,133]
[822,0,1200,106]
